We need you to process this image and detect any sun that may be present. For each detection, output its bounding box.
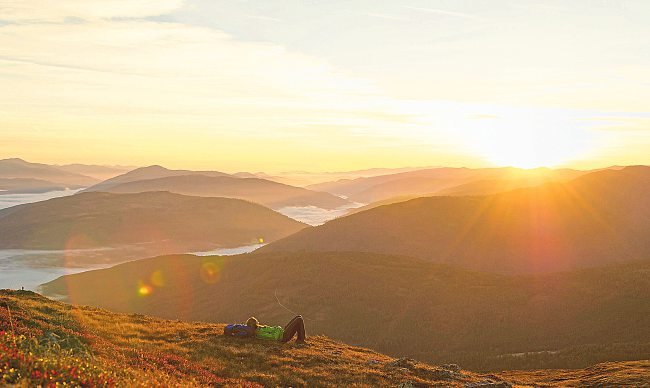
[481,138,572,169]
[458,117,594,169]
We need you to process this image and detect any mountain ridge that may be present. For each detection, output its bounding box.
[81,165,232,193]
[86,173,351,210]
[306,166,595,203]
[262,166,650,273]
[0,191,307,250]
[0,158,99,188]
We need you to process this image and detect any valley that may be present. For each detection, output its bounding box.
[4,2,649,384]
[2,160,649,385]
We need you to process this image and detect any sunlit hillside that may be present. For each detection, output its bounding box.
[41,251,650,371]
[0,290,509,387]
[2,0,649,386]
[306,167,589,204]
[3,290,649,387]
[265,166,650,273]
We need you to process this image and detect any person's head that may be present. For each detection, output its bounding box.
[246,317,259,329]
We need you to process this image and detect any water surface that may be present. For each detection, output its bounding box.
[0,190,351,291]
[0,188,82,210]
[192,244,265,256]
[0,243,267,292]
[0,248,125,291]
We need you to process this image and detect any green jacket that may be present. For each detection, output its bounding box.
[255,325,284,341]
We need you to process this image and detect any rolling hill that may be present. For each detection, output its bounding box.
[0,158,98,189]
[81,165,231,192]
[257,166,432,187]
[434,177,559,196]
[346,195,422,215]
[263,166,650,273]
[89,174,351,210]
[307,167,590,203]
[41,251,650,371]
[0,191,307,250]
[7,290,645,387]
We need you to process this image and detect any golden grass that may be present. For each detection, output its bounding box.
[0,290,491,386]
[2,289,648,387]
[42,251,650,371]
[498,360,650,387]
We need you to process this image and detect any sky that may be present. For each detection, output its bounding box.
[0,0,648,172]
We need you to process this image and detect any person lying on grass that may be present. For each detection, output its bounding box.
[224,315,307,344]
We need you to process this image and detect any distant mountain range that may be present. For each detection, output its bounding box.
[263,166,650,273]
[0,158,99,192]
[83,165,351,210]
[33,164,650,372]
[307,166,595,203]
[55,163,135,180]
[81,165,231,192]
[0,178,70,194]
[252,166,435,187]
[41,251,650,371]
[0,191,307,250]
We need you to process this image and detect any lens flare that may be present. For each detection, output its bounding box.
[200,262,220,284]
[138,283,153,297]
[150,270,165,287]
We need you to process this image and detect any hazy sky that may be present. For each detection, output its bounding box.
[1,0,648,171]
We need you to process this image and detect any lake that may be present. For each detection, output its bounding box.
[0,188,81,210]
[0,244,265,292]
[0,189,359,291]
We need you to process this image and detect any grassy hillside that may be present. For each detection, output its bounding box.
[3,290,648,387]
[41,251,650,371]
[264,166,650,273]
[97,174,351,210]
[0,289,534,387]
[0,191,307,250]
[498,361,650,387]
